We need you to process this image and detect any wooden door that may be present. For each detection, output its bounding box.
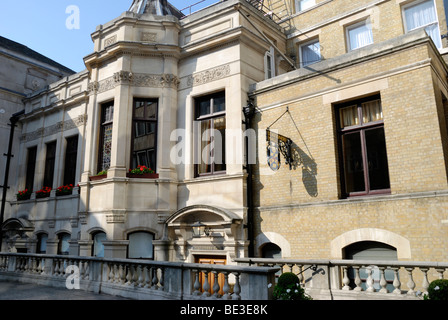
[196,256,226,295]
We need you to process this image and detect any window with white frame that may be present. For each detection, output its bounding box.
[299,38,321,67]
[346,20,374,51]
[265,47,275,79]
[402,0,442,48]
[295,0,316,12]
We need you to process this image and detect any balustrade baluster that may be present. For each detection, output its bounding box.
[342,267,351,290]
[159,268,165,291]
[152,267,159,290]
[193,269,201,295]
[125,265,133,286]
[222,272,231,300]
[84,261,90,280]
[202,271,211,297]
[232,273,241,300]
[138,265,144,287]
[114,264,121,283]
[405,267,415,295]
[366,267,374,293]
[435,268,445,279]
[297,265,304,286]
[212,271,221,298]
[144,266,151,288]
[353,266,362,291]
[108,263,114,283]
[119,264,125,284]
[379,267,388,293]
[391,267,402,294]
[53,259,59,276]
[420,267,430,296]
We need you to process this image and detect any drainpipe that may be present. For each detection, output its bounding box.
[0,109,25,251]
[243,99,256,257]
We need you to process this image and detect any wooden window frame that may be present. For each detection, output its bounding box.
[336,95,391,198]
[97,100,114,173]
[194,92,226,178]
[130,98,158,172]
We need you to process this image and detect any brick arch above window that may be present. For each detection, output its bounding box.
[330,228,411,260]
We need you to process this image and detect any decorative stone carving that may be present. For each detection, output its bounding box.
[20,114,87,142]
[142,32,157,43]
[187,64,231,87]
[93,72,180,94]
[104,35,117,47]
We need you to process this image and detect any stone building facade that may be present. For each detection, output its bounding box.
[1,0,447,268]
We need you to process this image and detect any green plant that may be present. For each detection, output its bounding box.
[425,279,448,300]
[272,272,312,300]
[96,170,108,176]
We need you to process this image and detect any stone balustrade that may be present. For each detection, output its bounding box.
[0,253,278,300]
[235,258,448,300]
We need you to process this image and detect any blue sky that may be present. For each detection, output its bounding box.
[0,1,219,73]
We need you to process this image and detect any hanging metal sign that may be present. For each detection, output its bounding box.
[266,129,293,171]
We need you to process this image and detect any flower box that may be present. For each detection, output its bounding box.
[35,187,52,199]
[89,174,107,181]
[17,189,32,201]
[127,166,158,179]
[56,184,76,197]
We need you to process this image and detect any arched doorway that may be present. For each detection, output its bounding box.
[92,231,106,257]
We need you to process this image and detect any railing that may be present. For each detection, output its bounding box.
[236,258,448,300]
[0,253,278,300]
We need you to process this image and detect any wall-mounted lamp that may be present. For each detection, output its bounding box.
[192,221,211,238]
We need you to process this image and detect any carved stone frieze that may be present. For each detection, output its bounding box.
[187,64,231,87]
[20,114,88,142]
[90,72,180,94]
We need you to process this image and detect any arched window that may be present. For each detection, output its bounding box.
[92,232,106,257]
[261,242,282,259]
[128,232,154,259]
[58,233,71,255]
[343,241,398,292]
[36,233,48,254]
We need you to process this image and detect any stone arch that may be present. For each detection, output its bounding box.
[255,232,291,258]
[330,228,411,259]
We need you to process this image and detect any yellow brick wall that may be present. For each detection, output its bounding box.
[250,37,448,261]
[280,0,448,65]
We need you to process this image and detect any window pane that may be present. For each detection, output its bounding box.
[297,0,315,11]
[362,100,383,123]
[44,141,57,188]
[37,234,48,253]
[100,124,113,172]
[301,40,321,67]
[26,147,37,191]
[404,0,437,31]
[348,23,373,50]
[365,127,390,190]
[64,136,78,186]
[135,102,145,118]
[340,105,359,128]
[146,102,157,120]
[213,117,226,172]
[93,232,106,257]
[342,132,365,193]
[128,232,154,259]
[58,233,71,255]
[199,100,211,117]
[199,119,212,174]
[213,95,226,113]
